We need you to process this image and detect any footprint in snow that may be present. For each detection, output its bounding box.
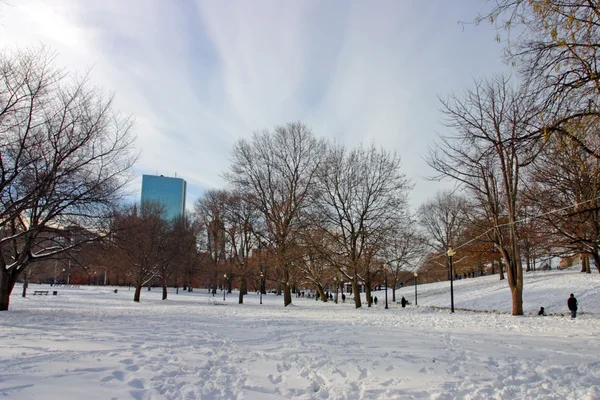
[357,367,369,380]
[112,370,125,381]
[127,378,144,389]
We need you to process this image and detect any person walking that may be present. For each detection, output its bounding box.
[400,296,407,308]
[567,293,578,319]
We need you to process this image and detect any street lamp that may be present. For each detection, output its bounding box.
[447,248,456,313]
[260,272,264,304]
[223,274,227,301]
[333,277,338,304]
[413,272,418,306]
[384,267,389,309]
[53,259,58,286]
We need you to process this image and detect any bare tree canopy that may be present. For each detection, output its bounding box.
[225,122,325,307]
[526,132,600,271]
[311,142,412,308]
[428,74,541,315]
[419,190,470,255]
[478,0,600,160]
[0,46,136,310]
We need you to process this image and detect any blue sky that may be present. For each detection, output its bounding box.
[0,0,509,210]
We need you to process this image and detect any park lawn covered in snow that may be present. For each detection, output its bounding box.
[1,268,599,399]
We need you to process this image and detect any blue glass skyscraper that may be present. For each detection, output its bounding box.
[140,174,186,221]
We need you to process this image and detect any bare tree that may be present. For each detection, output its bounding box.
[225,122,324,307]
[527,131,600,272]
[418,190,470,279]
[111,202,167,302]
[221,191,261,304]
[311,143,411,309]
[158,214,199,300]
[428,74,541,315]
[478,0,600,160]
[383,216,426,302]
[296,230,334,302]
[0,47,136,311]
[194,190,228,295]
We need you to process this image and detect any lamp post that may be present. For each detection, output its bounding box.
[447,248,455,313]
[260,272,264,304]
[334,277,338,304]
[384,267,389,309]
[53,259,58,285]
[223,274,227,301]
[413,272,418,306]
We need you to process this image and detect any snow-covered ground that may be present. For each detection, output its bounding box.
[1,268,599,399]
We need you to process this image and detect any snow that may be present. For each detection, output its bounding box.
[1,268,599,399]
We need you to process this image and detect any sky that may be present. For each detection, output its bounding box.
[0,0,510,210]
[2,268,599,399]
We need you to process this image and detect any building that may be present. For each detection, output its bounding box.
[140,174,186,221]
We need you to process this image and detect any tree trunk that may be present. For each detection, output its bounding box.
[316,284,327,302]
[592,251,600,274]
[498,259,505,280]
[238,278,246,304]
[1,268,17,311]
[365,285,372,307]
[352,277,362,309]
[581,253,591,274]
[241,278,248,295]
[585,255,591,274]
[501,225,524,316]
[22,271,29,298]
[134,284,142,302]
[283,270,292,307]
[162,282,168,300]
[510,284,523,316]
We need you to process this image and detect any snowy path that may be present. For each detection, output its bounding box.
[1,281,600,399]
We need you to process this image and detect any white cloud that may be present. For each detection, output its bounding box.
[0,0,507,209]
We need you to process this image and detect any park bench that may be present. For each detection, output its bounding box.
[33,290,49,295]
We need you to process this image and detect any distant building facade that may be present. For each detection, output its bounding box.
[141,174,186,221]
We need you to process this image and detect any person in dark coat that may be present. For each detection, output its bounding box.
[341,293,346,303]
[567,293,578,318]
[538,307,546,316]
[374,296,378,305]
[400,296,407,308]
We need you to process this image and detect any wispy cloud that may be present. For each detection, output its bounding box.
[0,0,509,209]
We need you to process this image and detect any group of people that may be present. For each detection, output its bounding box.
[538,293,578,318]
[299,289,580,317]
